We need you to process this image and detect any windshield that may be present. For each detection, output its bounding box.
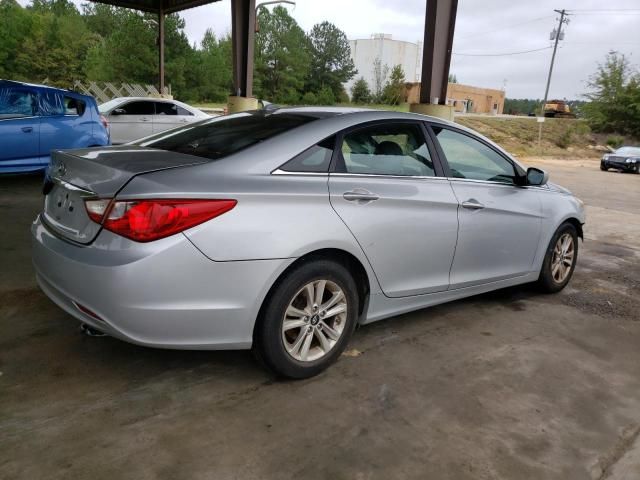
[98,99,123,113]
[615,146,640,156]
[134,111,318,161]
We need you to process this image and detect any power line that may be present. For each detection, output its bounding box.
[453,46,552,57]
[456,15,554,40]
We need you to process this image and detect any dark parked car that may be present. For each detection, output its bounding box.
[601,146,640,174]
[0,80,110,174]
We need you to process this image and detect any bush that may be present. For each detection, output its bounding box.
[556,128,574,149]
[351,77,371,104]
[301,91,318,105]
[316,86,335,105]
[606,135,624,149]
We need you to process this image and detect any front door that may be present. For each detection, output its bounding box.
[0,85,41,170]
[430,125,543,289]
[329,121,459,297]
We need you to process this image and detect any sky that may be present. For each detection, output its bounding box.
[176,0,640,99]
[19,0,640,99]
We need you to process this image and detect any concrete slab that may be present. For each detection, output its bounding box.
[1,158,639,479]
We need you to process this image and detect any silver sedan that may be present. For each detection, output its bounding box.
[98,97,210,144]
[32,108,585,378]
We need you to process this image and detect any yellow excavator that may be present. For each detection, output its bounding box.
[543,100,576,118]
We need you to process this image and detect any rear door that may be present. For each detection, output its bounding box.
[152,101,193,133]
[0,85,40,168]
[328,121,459,297]
[39,92,89,160]
[429,124,543,289]
[108,100,154,143]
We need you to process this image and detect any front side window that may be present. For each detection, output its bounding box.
[38,90,65,116]
[120,101,154,115]
[280,136,335,173]
[432,126,517,184]
[340,123,435,176]
[0,87,36,119]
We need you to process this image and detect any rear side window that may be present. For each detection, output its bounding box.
[155,102,179,115]
[340,123,435,176]
[120,101,154,115]
[280,137,335,173]
[0,87,36,119]
[137,112,317,161]
[63,96,85,116]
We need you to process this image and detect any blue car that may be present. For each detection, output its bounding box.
[0,80,110,174]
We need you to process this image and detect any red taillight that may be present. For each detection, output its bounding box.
[84,199,236,242]
[99,114,109,130]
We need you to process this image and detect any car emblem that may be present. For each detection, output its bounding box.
[56,161,66,177]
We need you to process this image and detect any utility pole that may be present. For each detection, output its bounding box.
[540,9,569,116]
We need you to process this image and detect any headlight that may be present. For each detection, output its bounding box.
[626,158,633,163]
[603,154,610,160]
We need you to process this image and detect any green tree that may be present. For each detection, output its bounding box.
[306,21,356,97]
[254,5,310,103]
[16,0,96,86]
[0,0,32,78]
[448,73,458,83]
[582,51,640,136]
[382,64,405,105]
[371,57,389,103]
[350,77,371,104]
[193,29,232,102]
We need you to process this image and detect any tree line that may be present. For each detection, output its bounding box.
[0,0,360,104]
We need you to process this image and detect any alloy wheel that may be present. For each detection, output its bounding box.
[551,233,575,283]
[281,280,348,362]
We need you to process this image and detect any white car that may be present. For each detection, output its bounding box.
[98,97,209,144]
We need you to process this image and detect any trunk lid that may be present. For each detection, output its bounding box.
[43,146,209,244]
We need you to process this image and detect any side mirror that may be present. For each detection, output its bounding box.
[526,167,549,186]
[111,108,126,116]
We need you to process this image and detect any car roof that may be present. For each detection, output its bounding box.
[0,78,93,98]
[264,106,458,127]
[0,79,74,93]
[110,96,186,103]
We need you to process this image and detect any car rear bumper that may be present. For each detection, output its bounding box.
[31,215,293,349]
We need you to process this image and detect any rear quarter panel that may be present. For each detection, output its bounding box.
[118,165,383,295]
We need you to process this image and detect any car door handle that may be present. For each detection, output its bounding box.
[140,117,150,122]
[461,199,485,210]
[21,126,33,133]
[343,190,380,202]
[179,118,189,123]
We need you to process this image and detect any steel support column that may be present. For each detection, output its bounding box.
[158,7,165,95]
[230,0,256,98]
[419,0,458,105]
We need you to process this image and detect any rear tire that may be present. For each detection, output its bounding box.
[254,259,358,379]
[537,222,579,293]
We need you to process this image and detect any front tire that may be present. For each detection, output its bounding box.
[254,259,358,379]
[600,163,608,171]
[537,222,579,293]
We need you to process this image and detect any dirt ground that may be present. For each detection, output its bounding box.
[1,158,639,480]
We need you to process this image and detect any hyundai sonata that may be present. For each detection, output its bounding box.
[32,108,585,378]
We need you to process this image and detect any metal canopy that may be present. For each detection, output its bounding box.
[88,0,458,113]
[90,0,222,15]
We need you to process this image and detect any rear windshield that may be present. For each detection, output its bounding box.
[135,111,317,161]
